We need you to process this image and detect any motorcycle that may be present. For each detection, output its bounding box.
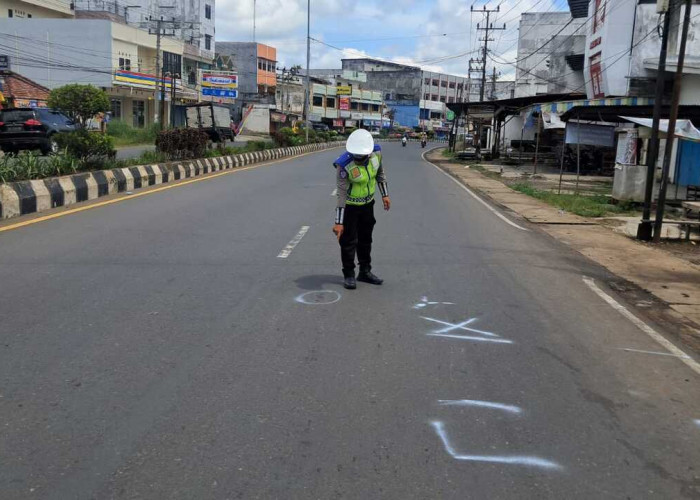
[402,137,407,147]
[421,140,427,148]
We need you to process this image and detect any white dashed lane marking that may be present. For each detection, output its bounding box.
[277,226,310,259]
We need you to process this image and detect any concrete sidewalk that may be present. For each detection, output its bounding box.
[427,149,700,350]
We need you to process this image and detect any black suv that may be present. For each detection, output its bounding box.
[0,108,76,155]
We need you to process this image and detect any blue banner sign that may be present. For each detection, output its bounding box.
[202,88,238,98]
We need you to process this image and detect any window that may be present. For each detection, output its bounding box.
[424,78,430,85]
[441,81,447,88]
[350,101,359,110]
[205,4,212,19]
[448,97,454,103]
[132,100,145,128]
[457,83,463,91]
[258,60,263,70]
[326,96,336,108]
[313,95,324,106]
[449,82,455,89]
[118,58,131,71]
[110,99,122,120]
[424,93,430,100]
[385,93,391,100]
[440,96,446,103]
[431,94,438,101]
[371,104,380,112]
[361,103,369,111]
[205,34,212,50]
[432,79,438,86]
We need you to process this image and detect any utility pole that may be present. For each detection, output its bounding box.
[253,0,256,43]
[305,0,311,143]
[653,0,692,242]
[472,4,505,156]
[155,17,162,128]
[637,1,673,240]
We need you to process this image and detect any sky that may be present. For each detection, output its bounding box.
[216,0,570,80]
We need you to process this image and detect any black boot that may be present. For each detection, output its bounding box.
[344,276,357,289]
[357,270,383,285]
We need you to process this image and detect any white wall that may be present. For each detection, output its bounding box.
[242,106,270,135]
[0,19,113,88]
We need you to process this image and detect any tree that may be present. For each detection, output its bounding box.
[386,107,396,131]
[47,84,110,128]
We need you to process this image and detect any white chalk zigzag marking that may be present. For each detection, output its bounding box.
[431,421,562,470]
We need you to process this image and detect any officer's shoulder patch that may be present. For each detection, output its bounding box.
[333,152,354,169]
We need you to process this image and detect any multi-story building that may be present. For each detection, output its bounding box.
[0,18,189,126]
[74,0,214,104]
[0,0,74,18]
[514,12,586,97]
[341,57,513,131]
[579,0,700,102]
[296,69,386,130]
[74,0,214,62]
[216,42,277,102]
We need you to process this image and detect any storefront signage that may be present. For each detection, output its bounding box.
[333,119,343,127]
[565,122,615,147]
[202,74,238,88]
[336,86,352,95]
[339,97,350,110]
[345,120,357,127]
[115,70,174,89]
[351,112,363,120]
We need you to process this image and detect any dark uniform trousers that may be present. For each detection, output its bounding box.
[339,200,376,278]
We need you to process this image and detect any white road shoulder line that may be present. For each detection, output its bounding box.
[277,226,310,259]
[583,277,700,376]
[421,150,528,231]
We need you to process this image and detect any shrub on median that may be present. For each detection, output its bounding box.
[156,128,209,161]
[54,130,116,168]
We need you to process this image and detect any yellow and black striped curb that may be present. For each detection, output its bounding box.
[0,141,347,220]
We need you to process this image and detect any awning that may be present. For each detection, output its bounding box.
[621,116,700,142]
[527,96,654,116]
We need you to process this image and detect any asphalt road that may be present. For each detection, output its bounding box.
[1,143,700,499]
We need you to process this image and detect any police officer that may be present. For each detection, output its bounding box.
[332,129,391,290]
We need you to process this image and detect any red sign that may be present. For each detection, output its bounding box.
[589,53,604,98]
[339,97,350,111]
[333,119,343,127]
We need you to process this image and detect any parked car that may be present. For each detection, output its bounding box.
[312,122,330,132]
[0,108,76,155]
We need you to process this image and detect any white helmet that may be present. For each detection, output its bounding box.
[346,129,374,156]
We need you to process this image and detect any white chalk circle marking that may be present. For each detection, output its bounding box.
[295,290,341,305]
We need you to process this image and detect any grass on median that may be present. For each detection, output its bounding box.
[510,182,636,218]
[106,121,159,147]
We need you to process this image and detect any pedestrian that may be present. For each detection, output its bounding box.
[332,129,391,290]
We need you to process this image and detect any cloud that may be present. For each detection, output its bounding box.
[215,0,568,78]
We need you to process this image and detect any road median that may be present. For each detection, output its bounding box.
[0,141,345,221]
[426,147,700,353]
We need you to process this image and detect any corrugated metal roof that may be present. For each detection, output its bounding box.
[567,0,589,18]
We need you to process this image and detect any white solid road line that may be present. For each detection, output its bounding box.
[583,277,700,376]
[421,149,529,231]
[277,226,310,259]
[331,188,338,197]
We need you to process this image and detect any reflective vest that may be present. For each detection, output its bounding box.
[343,151,382,206]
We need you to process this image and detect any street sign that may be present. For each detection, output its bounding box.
[0,55,10,72]
[336,85,352,95]
[202,88,238,98]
